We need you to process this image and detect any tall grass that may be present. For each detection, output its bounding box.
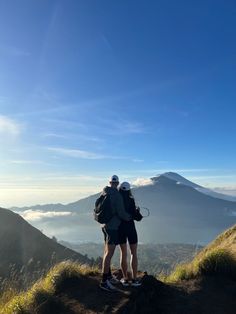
[165,248,236,282]
[0,261,100,314]
[0,263,48,310]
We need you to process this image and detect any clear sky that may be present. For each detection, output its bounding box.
[0,0,236,207]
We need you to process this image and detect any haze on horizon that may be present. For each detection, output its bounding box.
[0,1,236,207]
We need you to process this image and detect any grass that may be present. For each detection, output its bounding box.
[165,248,236,282]
[0,261,100,314]
[164,224,236,283]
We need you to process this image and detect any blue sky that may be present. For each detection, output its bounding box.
[0,0,236,206]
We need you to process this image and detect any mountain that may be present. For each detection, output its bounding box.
[2,225,236,314]
[11,172,236,244]
[161,172,236,202]
[158,172,201,188]
[0,207,91,280]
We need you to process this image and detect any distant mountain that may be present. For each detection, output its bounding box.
[158,172,201,188]
[11,172,236,244]
[0,207,91,279]
[161,172,236,202]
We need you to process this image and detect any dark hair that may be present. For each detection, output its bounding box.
[119,189,133,209]
[119,188,132,198]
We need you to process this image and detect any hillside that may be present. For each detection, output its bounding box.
[0,207,91,282]
[167,223,236,282]
[1,225,236,314]
[11,172,236,244]
[198,224,236,256]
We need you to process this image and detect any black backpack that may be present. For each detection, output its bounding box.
[94,194,113,224]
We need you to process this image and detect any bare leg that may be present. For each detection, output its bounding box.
[119,243,128,280]
[129,243,138,280]
[102,243,116,275]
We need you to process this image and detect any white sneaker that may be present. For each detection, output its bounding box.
[120,278,130,287]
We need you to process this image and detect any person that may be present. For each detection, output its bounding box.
[118,181,142,287]
[100,175,131,292]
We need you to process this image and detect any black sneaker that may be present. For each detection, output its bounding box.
[100,280,118,292]
[131,279,142,287]
[108,275,120,285]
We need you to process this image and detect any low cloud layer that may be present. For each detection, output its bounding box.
[15,209,73,222]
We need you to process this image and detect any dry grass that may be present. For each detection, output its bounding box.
[162,224,236,283]
[165,248,236,282]
[165,224,236,283]
[0,261,100,314]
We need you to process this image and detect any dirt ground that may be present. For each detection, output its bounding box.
[49,271,236,314]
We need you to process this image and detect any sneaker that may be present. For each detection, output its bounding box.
[100,280,118,292]
[131,279,142,287]
[108,275,120,285]
[120,278,130,287]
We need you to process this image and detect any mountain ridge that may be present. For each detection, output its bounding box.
[10,172,236,212]
[0,207,91,280]
[8,172,236,244]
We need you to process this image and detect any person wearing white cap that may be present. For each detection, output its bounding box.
[118,181,142,287]
[100,175,131,292]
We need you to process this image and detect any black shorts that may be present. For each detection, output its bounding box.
[102,227,119,245]
[118,221,138,245]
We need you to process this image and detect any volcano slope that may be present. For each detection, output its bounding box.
[1,224,236,314]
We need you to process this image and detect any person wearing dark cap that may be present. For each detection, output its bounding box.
[100,175,131,292]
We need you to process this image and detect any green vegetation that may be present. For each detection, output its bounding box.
[166,248,236,282]
[2,225,235,313]
[165,225,236,282]
[0,261,99,314]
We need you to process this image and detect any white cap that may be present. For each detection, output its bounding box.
[120,181,131,191]
[110,175,119,183]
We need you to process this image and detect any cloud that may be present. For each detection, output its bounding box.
[120,121,147,134]
[16,209,73,222]
[132,159,144,163]
[0,115,21,136]
[47,147,127,160]
[99,119,148,136]
[132,177,153,187]
[47,147,107,159]
[42,132,103,143]
[43,133,67,139]
[212,187,236,197]
[10,160,46,165]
